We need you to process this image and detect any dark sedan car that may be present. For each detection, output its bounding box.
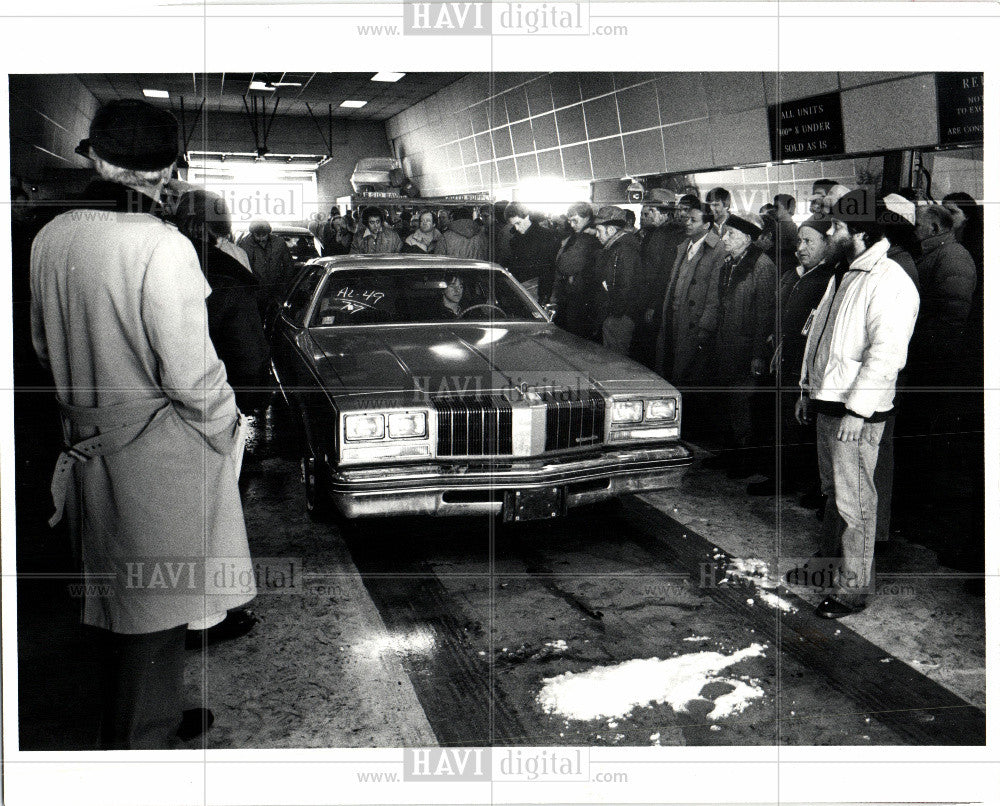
[271,254,693,521]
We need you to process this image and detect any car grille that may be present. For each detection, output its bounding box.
[435,396,514,457]
[543,389,606,451]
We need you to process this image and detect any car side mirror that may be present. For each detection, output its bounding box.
[543,303,557,322]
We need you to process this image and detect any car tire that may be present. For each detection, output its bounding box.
[301,453,335,522]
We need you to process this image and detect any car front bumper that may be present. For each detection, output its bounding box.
[327,442,693,518]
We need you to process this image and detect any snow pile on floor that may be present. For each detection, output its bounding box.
[755,589,798,614]
[724,557,779,589]
[722,557,799,613]
[705,679,766,720]
[536,644,767,722]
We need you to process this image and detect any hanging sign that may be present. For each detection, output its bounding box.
[936,73,984,146]
[768,91,845,162]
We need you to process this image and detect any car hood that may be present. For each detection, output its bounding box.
[307,323,675,404]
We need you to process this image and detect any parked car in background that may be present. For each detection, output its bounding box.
[270,254,693,521]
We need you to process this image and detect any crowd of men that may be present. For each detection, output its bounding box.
[321,180,982,617]
[12,98,985,748]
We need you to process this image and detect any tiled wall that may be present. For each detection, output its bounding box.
[386,72,947,198]
[9,74,99,183]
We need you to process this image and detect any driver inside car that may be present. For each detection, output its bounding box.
[437,274,465,318]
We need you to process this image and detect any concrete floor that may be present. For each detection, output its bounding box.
[15,403,986,749]
[646,448,986,709]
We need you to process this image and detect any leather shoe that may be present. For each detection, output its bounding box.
[815,595,865,619]
[186,608,258,650]
[176,708,214,742]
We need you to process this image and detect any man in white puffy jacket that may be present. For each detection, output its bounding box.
[795,190,919,619]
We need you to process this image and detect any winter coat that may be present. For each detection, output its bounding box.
[401,227,441,254]
[552,230,602,339]
[30,180,254,634]
[508,222,560,300]
[775,262,834,388]
[800,239,919,418]
[217,238,252,272]
[638,222,687,316]
[349,226,403,255]
[912,231,977,364]
[656,230,728,382]
[773,217,800,276]
[200,245,272,413]
[595,230,642,320]
[318,220,351,255]
[715,245,776,384]
[435,218,489,260]
[887,243,919,292]
[236,231,296,310]
[493,221,515,268]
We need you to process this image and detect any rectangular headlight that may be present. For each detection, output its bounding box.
[344,413,385,441]
[611,399,643,423]
[388,411,427,439]
[645,399,677,421]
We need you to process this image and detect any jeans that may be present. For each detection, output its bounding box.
[815,412,885,599]
[874,414,895,542]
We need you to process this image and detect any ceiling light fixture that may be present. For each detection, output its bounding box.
[371,72,405,83]
[142,89,170,99]
[340,100,368,108]
[270,81,303,87]
[248,81,276,92]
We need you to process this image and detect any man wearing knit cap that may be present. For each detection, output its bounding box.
[878,193,921,291]
[31,99,255,746]
[749,216,834,498]
[796,189,919,618]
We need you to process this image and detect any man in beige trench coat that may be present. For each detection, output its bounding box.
[30,100,256,748]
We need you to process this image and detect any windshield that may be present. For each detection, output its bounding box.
[310,268,545,326]
[281,232,319,261]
